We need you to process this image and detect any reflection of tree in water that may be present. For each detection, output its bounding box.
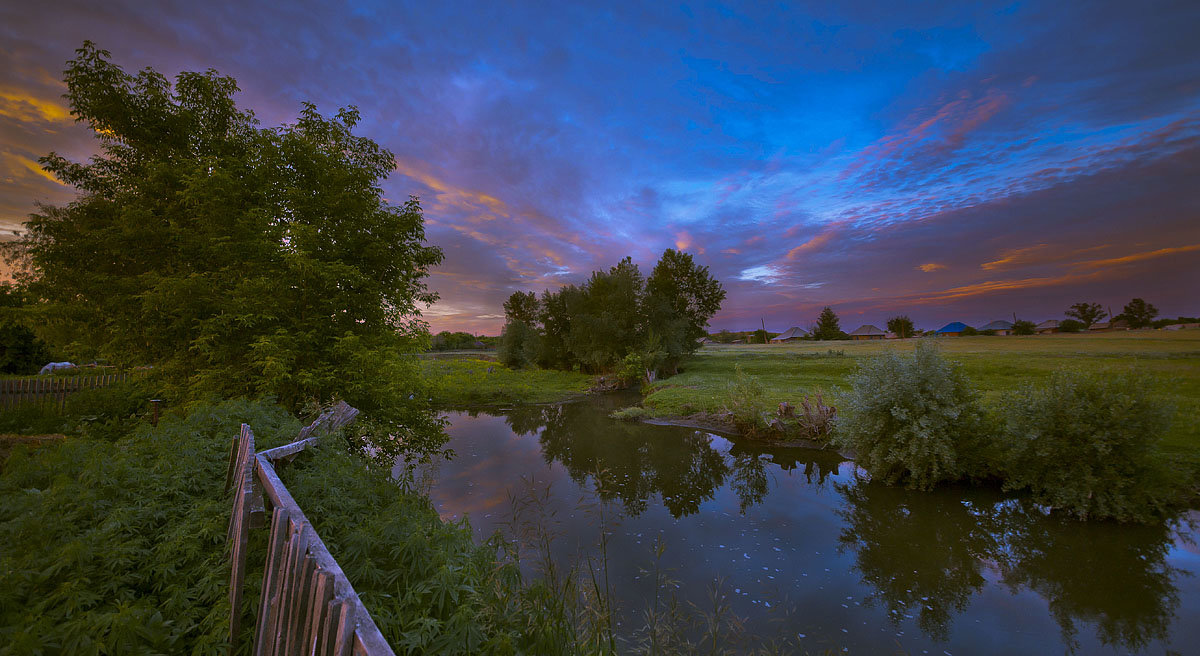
[730,444,842,488]
[730,454,768,514]
[996,504,1186,653]
[837,482,1186,651]
[836,483,1001,641]
[517,402,730,516]
[499,402,841,518]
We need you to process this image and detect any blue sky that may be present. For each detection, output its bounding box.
[2,1,1198,332]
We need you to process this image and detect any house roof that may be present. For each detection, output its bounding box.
[937,322,971,333]
[1035,320,1059,330]
[849,324,886,336]
[771,326,809,340]
[979,320,1014,331]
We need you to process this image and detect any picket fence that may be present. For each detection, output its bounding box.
[0,373,133,411]
[225,401,395,656]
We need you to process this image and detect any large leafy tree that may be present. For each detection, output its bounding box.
[1065,302,1107,328]
[7,43,444,450]
[1118,298,1159,328]
[643,248,726,373]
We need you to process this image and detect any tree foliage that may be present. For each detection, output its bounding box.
[498,249,724,377]
[0,284,52,374]
[1065,302,1107,328]
[886,315,915,338]
[1118,298,1159,328]
[1059,319,1086,333]
[5,43,443,450]
[814,306,844,340]
[1012,320,1037,335]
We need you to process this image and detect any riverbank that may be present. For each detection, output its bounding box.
[625,331,1200,467]
[421,356,598,405]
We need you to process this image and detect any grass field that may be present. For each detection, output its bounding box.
[636,331,1200,466]
[421,357,596,405]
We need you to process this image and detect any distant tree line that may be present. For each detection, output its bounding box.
[429,331,496,351]
[498,249,725,379]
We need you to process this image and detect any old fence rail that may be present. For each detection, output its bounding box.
[225,401,396,656]
[0,373,134,411]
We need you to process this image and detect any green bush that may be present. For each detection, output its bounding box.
[834,341,990,490]
[999,371,1177,521]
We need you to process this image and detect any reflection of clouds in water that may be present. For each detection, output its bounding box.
[423,402,1200,654]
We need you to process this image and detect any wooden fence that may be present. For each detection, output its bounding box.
[0,373,133,411]
[226,401,395,656]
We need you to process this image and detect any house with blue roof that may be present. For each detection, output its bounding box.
[935,321,971,336]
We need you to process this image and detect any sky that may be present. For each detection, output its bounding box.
[2,1,1198,334]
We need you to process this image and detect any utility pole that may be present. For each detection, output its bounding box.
[761,317,768,344]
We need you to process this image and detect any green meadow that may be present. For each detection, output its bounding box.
[635,331,1200,465]
[421,357,596,406]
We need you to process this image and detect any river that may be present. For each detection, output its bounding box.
[410,393,1200,654]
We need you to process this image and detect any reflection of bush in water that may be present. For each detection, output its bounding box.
[837,482,1185,650]
[500,402,838,518]
[836,483,999,641]
[997,507,1184,653]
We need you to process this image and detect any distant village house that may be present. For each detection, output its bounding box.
[935,322,971,336]
[1035,320,1060,334]
[979,320,1014,335]
[848,324,886,340]
[770,326,809,343]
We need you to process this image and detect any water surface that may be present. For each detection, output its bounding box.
[413,394,1199,654]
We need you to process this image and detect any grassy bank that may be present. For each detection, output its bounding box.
[634,331,1200,465]
[422,357,596,405]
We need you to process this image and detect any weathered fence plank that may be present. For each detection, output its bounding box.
[226,404,393,656]
[226,424,256,650]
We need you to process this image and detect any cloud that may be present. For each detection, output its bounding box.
[917,263,946,272]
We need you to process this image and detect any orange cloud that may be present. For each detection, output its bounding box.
[1073,243,1200,269]
[394,159,509,218]
[981,244,1049,270]
[785,222,847,260]
[917,263,946,272]
[0,88,71,123]
[3,153,65,186]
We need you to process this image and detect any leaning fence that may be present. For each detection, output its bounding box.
[0,373,135,411]
[225,401,395,656]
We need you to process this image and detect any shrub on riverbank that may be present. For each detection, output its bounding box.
[834,341,991,490]
[999,371,1178,521]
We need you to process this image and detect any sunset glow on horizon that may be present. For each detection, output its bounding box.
[2,1,1198,333]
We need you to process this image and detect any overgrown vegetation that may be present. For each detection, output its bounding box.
[0,378,158,441]
[0,400,299,654]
